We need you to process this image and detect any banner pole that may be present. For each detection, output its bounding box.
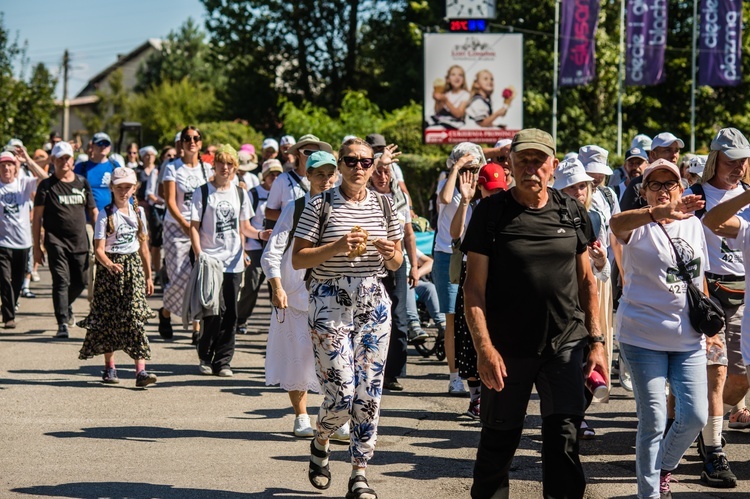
[617,0,625,156]
[690,0,698,152]
[553,0,560,147]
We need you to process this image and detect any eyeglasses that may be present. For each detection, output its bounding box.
[182,135,202,143]
[646,180,680,192]
[301,149,318,157]
[340,156,374,169]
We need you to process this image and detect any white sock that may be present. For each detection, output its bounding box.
[22,277,30,289]
[350,469,376,499]
[701,416,724,448]
[449,372,459,383]
[310,438,329,487]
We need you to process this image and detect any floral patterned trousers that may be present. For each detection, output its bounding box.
[308,275,392,467]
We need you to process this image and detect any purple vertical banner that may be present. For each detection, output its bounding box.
[699,0,742,87]
[559,0,600,86]
[625,0,668,86]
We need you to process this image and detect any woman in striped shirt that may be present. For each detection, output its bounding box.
[292,137,403,499]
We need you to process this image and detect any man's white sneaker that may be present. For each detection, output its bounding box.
[198,361,212,375]
[448,377,468,396]
[294,414,315,438]
[331,422,350,442]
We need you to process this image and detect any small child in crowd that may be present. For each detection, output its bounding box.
[78,166,156,387]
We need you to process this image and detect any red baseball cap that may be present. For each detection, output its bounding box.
[478,163,508,191]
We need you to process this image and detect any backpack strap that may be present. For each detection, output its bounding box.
[199,183,209,228]
[250,187,260,213]
[690,183,706,219]
[288,170,309,193]
[555,190,591,249]
[598,185,615,213]
[284,196,309,255]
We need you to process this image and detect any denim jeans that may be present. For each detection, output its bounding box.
[619,342,708,499]
[406,280,445,326]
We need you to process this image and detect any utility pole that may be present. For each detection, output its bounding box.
[62,49,70,141]
[552,0,560,147]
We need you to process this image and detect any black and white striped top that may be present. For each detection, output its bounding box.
[294,187,403,279]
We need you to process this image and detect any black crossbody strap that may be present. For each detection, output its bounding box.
[288,171,309,193]
[654,221,694,283]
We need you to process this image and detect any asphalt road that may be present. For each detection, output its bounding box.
[2,268,750,498]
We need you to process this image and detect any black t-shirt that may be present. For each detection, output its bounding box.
[34,174,96,253]
[461,189,594,357]
[619,174,646,211]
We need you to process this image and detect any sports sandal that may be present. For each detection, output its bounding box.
[308,439,331,490]
[346,475,378,499]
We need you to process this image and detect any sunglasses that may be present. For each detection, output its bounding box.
[182,136,202,143]
[496,155,508,162]
[340,156,374,169]
[301,149,318,157]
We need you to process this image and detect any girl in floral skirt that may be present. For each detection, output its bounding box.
[78,166,156,388]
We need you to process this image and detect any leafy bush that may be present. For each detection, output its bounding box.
[194,120,265,149]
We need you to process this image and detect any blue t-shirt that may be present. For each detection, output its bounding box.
[74,159,116,211]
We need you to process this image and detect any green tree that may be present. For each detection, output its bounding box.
[0,16,57,147]
[200,0,396,132]
[135,18,221,95]
[129,78,219,146]
[76,68,129,142]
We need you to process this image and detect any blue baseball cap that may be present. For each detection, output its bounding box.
[306,151,337,169]
[92,132,112,146]
[625,147,648,161]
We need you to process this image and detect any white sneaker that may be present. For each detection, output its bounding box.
[294,414,315,438]
[331,422,350,442]
[198,361,212,375]
[217,368,233,377]
[619,359,633,392]
[448,377,468,396]
[31,271,40,282]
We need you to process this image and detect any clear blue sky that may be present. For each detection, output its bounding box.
[2,0,207,98]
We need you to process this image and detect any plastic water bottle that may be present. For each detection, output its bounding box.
[707,344,728,366]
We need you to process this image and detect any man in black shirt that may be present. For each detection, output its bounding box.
[462,129,608,499]
[33,142,97,338]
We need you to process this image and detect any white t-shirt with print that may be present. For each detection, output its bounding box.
[162,159,212,225]
[616,217,709,352]
[94,205,148,254]
[0,176,37,249]
[266,170,310,212]
[233,171,260,190]
[687,183,749,276]
[434,178,471,254]
[191,183,253,273]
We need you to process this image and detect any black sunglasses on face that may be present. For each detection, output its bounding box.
[340,156,374,169]
[183,136,201,143]
[301,149,318,156]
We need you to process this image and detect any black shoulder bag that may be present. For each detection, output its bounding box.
[655,221,724,337]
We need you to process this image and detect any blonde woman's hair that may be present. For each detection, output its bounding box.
[469,69,494,100]
[444,65,468,92]
[699,151,720,184]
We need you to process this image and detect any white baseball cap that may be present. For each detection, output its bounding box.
[651,132,685,150]
[262,138,279,152]
[51,141,74,158]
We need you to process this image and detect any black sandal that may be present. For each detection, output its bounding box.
[308,439,331,490]
[345,475,378,499]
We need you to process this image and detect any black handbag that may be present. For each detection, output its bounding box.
[655,221,725,337]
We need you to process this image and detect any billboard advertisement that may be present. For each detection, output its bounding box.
[423,33,523,145]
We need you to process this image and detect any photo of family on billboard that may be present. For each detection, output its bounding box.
[423,33,523,145]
